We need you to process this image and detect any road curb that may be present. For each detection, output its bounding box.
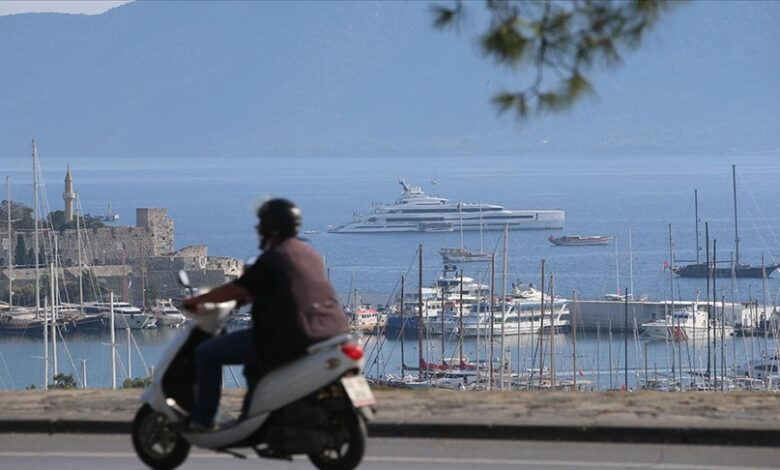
[368,422,780,447]
[1,419,778,447]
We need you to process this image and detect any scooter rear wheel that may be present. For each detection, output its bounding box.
[308,409,367,470]
[132,404,191,470]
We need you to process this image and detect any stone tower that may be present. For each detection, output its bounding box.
[63,165,75,222]
[136,208,175,255]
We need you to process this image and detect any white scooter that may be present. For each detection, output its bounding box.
[132,271,375,470]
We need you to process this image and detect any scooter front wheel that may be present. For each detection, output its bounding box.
[132,404,191,470]
[308,409,367,470]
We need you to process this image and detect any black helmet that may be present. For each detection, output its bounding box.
[257,198,301,239]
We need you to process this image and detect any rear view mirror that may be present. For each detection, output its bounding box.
[178,270,191,288]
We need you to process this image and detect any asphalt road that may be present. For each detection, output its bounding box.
[0,434,778,470]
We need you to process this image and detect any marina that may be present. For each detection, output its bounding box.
[2,154,780,394]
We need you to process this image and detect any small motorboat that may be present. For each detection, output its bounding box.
[548,234,613,246]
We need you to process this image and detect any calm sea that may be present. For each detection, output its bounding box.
[1,154,779,390]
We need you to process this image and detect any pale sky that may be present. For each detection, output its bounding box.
[0,0,132,16]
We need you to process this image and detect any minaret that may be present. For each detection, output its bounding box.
[63,165,75,222]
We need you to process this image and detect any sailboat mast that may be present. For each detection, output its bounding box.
[440,268,445,366]
[5,176,11,308]
[400,275,405,379]
[33,140,47,388]
[76,196,83,315]
[538,259,545,389]
[705,223,711,379]
[549,273,555,389]
[572,290,577,389]
[629,228,634,298]
[417,245,423,381]
[459,269,464,368]
[614,234,619,294]
[110,292,117,389]
[694,189,700,264]
[50,263,58,377]
[500,224,508,390]
[732,164,739,265]
[488,254,495,390]
[713,239,718,388]
[624,287,628,391]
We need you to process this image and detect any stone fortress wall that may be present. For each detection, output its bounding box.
[0,167,241,306]
[0,211,241,306]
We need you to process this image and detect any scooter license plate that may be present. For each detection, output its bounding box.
[341,376,376,407]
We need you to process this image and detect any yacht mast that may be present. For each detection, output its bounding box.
[76,195,83,314]
[668,223,675,355]
[694,189,700,264]
[549,273,555,389]
[628,228,634,298]
[5,176,11,308]
[33,140,47,389]
[537,259,545,389]
[500,224,508,390]
[572,290,577,389]
[488,254,495,390]
[713,240,718,388]
[732,165,739,266]
[417,245,423,381]
[459,269,464,368]
[614,234,620,295]
[705,223,711,378]
[50,263,58,377]
[399,276,405,379]
[110,292,117,389]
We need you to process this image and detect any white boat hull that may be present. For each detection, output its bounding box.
[109,313,156,330]
[330,216,565,233]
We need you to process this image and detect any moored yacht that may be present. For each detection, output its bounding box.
[151,298,187,327]
[641,305,733,341]
[83,301,157,330]
[328,179,564,233]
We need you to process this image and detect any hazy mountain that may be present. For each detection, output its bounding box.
[1,1,778,160]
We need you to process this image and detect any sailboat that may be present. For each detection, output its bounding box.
[439,201,491,263]
[673,165,780,278]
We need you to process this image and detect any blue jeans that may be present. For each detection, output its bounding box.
[192,328,256,426]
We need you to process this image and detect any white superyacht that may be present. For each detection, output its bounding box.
[328,179,564,233]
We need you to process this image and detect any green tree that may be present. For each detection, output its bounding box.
[432,0,679,118]
[46,210,68,231]
[1,200,34,230]
[49,373,78,389]
[123,376,153,388]
[14,234,26,266]
[44,210,105,231]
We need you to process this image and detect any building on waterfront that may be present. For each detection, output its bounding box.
[0,167,241,306]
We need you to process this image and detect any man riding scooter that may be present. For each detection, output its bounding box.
[182,198,350,431]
